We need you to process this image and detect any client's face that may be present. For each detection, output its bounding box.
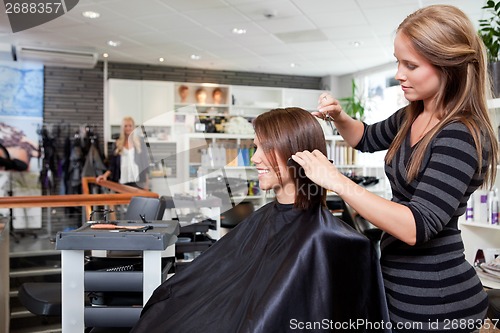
[251,136,295,204]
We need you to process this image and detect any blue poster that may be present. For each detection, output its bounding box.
[0,61,43,172]
[0,61,43,117]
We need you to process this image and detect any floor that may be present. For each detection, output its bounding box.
[7,235,500,333]
[9,232,62,333]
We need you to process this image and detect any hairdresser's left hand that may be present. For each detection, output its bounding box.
[291,150,340,191]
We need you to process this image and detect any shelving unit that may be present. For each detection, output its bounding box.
[458,98,500,289]
[231,85,282,119]
[178,133,389,209]
[460,219,500,288]
[107,79,325,141]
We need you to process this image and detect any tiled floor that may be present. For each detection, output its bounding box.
[7,237,500,333]
[8,235,61,333]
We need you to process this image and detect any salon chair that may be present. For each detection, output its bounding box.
[327,197,383,253]
[17,196,167,329]
[220,201,254,229]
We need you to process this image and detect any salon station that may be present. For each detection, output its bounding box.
[1,1,500,332]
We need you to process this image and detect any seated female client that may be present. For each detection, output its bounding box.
[131,107,389,333]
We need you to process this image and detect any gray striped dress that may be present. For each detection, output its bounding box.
[355,107,489,332]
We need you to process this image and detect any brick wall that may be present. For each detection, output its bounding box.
[107,62,322,89]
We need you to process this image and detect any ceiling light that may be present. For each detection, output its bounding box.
[159,57,164,62]
[103,53,109,58]
[190,54,200,60]
[290,63,297,68]
[351,41,362,47]
[107,40,121,47]
[82,11,100,19]
[263,10,277,19]
[232,28,247,35]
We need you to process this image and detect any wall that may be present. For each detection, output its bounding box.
[44,63,105,140]
[43,61,323,231]
[107,62,322,89]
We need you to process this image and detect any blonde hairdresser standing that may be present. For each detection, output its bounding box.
[293,5,498,332]
[97,116,149,190]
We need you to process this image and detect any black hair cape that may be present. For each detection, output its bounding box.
[131,201,390,333]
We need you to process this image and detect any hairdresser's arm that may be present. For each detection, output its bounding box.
[291,150,416,245]
[314,93,365,148]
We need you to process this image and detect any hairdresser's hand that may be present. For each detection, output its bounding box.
[312,92,343,121]
[96,173,108,183]
[291,150,340,192]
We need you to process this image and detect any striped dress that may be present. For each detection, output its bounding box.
[355,107,489,332]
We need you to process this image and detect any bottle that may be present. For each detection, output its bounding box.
[474,190,489,224]
[249,145,256,166]
[492,189,499,225]
[466,196,474,222]
[218,143,227,168]
[227,143,238,166]
[200,148,208,168]
[242,144,250,166]
[207,143,215,168]
[213,143,221,168]
[237,145,245,166]
[197,167,206,200]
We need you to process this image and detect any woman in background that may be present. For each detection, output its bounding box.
[293,5,498,332]
[96,116,149,189]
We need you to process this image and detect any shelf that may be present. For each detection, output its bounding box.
[476,269,500,289]
[325,135,344,141]
[188,133,255,140]
[460,221,500,230]
[209,166,256,170]
[9,266,61,278]
[232,195,262,201]
[336,164,361,168]
[487,98,500,109]
[231,105,279,110]
[175,103,230,108]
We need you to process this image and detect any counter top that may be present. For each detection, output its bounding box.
[55,220,180,251]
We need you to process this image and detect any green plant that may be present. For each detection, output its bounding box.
[479,0,500,62]
[339,79,365,120]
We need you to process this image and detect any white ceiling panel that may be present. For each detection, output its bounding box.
[0,0,487,77]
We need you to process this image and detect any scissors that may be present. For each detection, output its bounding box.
[324,113,335,134]
[320,95,335,134]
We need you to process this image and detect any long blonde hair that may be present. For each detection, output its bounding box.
[385,5,498,187]
[115,116,142,155]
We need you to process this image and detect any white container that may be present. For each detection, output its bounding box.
[473,190,489,224]
[466,196,474,221]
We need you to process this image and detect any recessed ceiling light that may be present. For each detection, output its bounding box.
[351,41,362,47]
[290,63,297,68]
[159,57,164,62]
[232,28,247,35]
[82,11,100,19]
[190,54,201,60]
[107,40,121,47]
[103,53,109,58]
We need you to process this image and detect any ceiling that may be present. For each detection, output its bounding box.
[0,0,486,77]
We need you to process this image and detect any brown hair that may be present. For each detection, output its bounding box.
[385,5,498,187]
[253,107,327,209]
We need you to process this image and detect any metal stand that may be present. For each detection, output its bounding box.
[7,171,37,243]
